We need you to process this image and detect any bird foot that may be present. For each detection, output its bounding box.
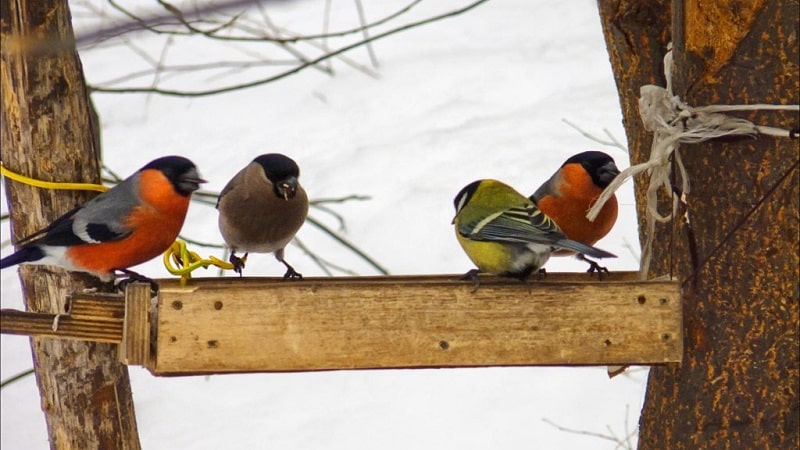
[283,267,303,280]
[536,268,547,281]
[114,269,159,296]
[460,269,481,293]
[229,253,248,277]
[281,260,303,280]
[580,255,609,280]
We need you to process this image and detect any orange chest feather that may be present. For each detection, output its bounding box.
[538,165,618,245]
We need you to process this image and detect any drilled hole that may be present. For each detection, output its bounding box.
[171,301,183,310]
[637,295,646,305]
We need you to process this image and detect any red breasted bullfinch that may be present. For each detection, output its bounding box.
[216,153,308,278]
[531,151,620,273]
[453,179,616,284]
[0,156,206,282]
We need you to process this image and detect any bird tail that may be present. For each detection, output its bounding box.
[0,246,45,269]
[553,239,616,259]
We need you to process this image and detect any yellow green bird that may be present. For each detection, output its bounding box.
[452,179,616,283]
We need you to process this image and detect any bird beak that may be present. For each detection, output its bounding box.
[599,162,620,185]
[277,177,298,200]
[180,169,207,193]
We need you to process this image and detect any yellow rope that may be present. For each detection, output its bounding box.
[0,162,109,192]
[163,240,238,286]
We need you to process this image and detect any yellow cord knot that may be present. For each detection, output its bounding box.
[163,240,237,285]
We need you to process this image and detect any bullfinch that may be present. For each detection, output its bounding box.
[0,156,205,282]
[216,153,308,278]
[453,179,615,283]
[531,151,620,273]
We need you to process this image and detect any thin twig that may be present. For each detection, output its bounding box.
[0,368,35,389]
[541,418,627,445]
[353,0,379,68]
[84,0,425,46]
[177,235,226,249]
[562,118,628,152]
[293,237,362,276]
[306,215,389,275]
[90,0,492,96]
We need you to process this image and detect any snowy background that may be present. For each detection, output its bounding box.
[1,0,648,448]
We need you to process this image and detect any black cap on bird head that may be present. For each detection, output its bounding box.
[253,153,301,200]
[452,179,483,223]
[563,151,620,189]
[141,155,206,197]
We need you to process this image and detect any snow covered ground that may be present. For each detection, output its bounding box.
[1,0,647,448]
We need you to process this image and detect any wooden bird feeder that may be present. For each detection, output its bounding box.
[0,272,682,375]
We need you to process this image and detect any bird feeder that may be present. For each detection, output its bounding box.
[0,272,682,375]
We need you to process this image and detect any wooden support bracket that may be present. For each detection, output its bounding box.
[0,272,683,376]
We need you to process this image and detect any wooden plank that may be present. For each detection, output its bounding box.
[119,283,152,366]
[67,292,125,321]
[149,273,682,375]
[0,308,123,343]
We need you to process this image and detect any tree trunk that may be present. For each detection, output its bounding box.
[598,0,799,448]
[1,1,141,449]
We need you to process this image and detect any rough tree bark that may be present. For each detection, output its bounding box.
[598,0,799,448]
[1,1,141,449]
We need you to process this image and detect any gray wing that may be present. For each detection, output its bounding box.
[459,206,565,246]
[530,173,557,202]
[460,205,616,259]
[70,173,141,243]
[216,165,248,209]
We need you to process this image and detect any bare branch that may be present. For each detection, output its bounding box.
[561,118,628,152]
[89,0,492,97]
[542,417,635,449]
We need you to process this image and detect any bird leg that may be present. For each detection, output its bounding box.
[281,261,303,279]
[275,249,302,279]
[229,252,248,276]
[577,253,609,279]
[460,269,482,293]
[114,268,159,296]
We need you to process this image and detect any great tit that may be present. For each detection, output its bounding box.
[453,179,615,283]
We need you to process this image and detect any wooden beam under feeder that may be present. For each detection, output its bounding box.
[0,272,683,375]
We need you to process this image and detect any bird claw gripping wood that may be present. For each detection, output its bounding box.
[460,269,482,293]
[282,262,303,280]
[577,254,610,280]
[115,269,159,296]
[229,253,248,277]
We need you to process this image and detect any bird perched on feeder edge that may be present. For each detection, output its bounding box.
[531,151,620,274]
[452,178,616,289]
[217,153,308,278]
[0,155,206,288]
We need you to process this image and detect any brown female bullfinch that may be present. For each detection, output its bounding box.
[216,153,308,278]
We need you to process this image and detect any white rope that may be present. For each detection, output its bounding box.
[586,44,799,279]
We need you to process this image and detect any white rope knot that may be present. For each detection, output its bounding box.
[586,44,799,279]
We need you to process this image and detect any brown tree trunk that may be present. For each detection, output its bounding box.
[1,1,141,449]
[598,0,799,448]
